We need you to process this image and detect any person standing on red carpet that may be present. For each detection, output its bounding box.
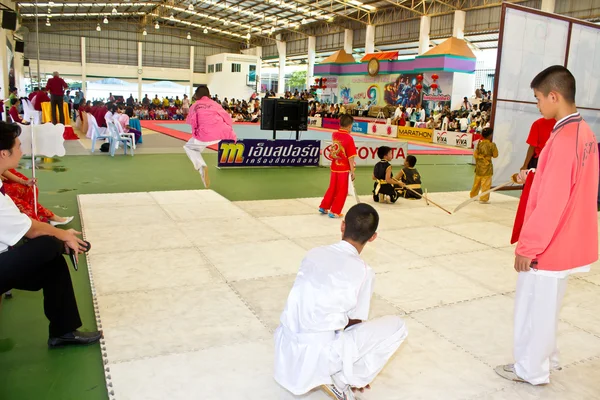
[319,114,357,218]
[496,65,599,386]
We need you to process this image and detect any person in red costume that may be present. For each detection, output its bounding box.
[497,66,599,386]
[521,117,556,170]
[319,114,357,218]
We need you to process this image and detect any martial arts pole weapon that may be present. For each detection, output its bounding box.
[403,186,452,215]
[452,173,520,214]
[350,175,360,204]
[31,125,38,217]
[424,188,430,206]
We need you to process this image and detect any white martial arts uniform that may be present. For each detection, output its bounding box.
[183,138,220,171]
[274,241,408,396]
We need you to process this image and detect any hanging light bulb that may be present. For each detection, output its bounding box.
[224,20,229,26]
[301,18,307,24]
[246,32,251,39]
[188,3,194,10]
[155,21,159,29]
[186,32,191,40]
[96,23,101,31]
[270,26,275,34]
[46,19,51,26]
[169,14,174,20]
[47,8,51,14]
[142,28,147,35]
[203,28,208,34]
[111,7,117,15]
[103,16,108,24]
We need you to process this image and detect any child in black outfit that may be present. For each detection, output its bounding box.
[395,155,423,199]
[372,146,405,203]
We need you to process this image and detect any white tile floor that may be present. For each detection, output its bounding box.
[78,190,600,400]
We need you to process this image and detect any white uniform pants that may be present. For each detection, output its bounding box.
[183,138,219,171]
[513,271,568,385]
[330,315,408,389]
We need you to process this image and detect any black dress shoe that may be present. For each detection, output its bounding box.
[48,330,103,348]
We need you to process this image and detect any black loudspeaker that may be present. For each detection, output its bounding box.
[15,40,24,53]
[260,98,308,131]
[2,11,17,31]
[23,59,29,67]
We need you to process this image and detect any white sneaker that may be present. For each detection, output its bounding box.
[50,216,74,227]
[199,166,210,188]
[494,364,527,383]
[321,384,355,400]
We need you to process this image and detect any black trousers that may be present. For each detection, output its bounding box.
[50,94,65,125]
[0,236,82,337]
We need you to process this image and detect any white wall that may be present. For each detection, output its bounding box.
[206,53,259,100]
[450,72,476,110]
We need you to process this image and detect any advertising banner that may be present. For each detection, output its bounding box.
[351,121,369,134]
[320,140,408,167]
[367,123,396,138]
[218,140,321,167]
[322,118,340,130]
[308,117,322,128]
[432,130,473,148]
[397,126,434,143]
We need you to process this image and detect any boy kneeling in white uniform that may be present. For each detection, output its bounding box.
[274,204,408,400]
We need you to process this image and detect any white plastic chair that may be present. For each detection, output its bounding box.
[114,119,136,150]
[107,121,134,157]
[22,99,42,124]
[88,114,111,153]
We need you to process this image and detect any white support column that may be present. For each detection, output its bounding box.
[0,28,7,119]
[81,37,87,95]
[453,10,466,39]
[14,52,25,92]
[365,25,375,54]
[541,0,555,13]
[418,16,431,55]
[137,42,143,102]
[189,45,195,96]
[307,36,316,91]
[276,35,286,94]
[256,46,262,93]
[344,29,353,54]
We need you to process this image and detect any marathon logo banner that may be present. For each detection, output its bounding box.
[218,140,321,168]
[397,126,434,143]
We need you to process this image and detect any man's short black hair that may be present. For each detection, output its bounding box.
[339,114,354,129]
[343,204,379,245]
[0,121,22,152]
[482,127,493,139]
[377,146,392,160]
[530,65,576,103]
[406,155,417,167]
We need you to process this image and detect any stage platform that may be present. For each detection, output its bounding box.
[140,120,473,156]
[79,190,600,400]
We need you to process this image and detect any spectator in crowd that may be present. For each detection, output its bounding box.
[461,96,472,111]
[8,98,28,125]
[0,121,102,348]
[142,94,150,106]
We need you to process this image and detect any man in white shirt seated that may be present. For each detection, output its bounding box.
[274,204,408,400]
[0,121,102,348]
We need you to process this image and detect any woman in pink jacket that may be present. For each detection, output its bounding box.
[184,86,237,188]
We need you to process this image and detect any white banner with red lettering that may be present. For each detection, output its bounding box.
[367,123,396,138]
[432,130,473,149]
[320,140,408,167]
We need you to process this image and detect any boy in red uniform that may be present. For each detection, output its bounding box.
[496,66,598,385]
[521,117,556,170]
[319,114,357,218]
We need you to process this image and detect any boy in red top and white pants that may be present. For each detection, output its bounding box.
[496,66,599,385]
[319,114,357,218]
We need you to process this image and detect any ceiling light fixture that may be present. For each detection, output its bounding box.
[48,1,54,5]
[142,28,147,35]
[188,4,193,10]
[224,20,229,26]
[169,13,174,20]
[103,16,108,23]
[112,7,117,14]
[301,18,307,24]
[96,23,101,31]
[187,32,191,39]
[155,21,159,29]
[46,20,51,26]
[203,28,208,34]
[246,32,250,39]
